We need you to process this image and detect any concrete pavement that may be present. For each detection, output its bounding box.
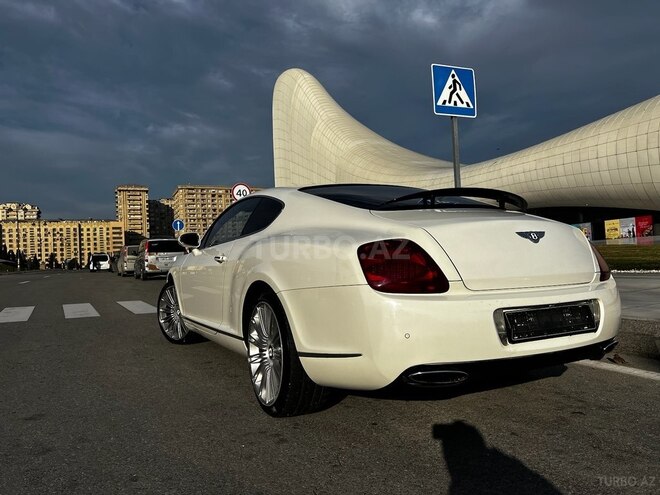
[609,273,660,369]
[614,272,660,321]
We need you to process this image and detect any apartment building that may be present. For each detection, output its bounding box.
[0,184,262,266]
[0,202,41,221]
[148,198,175,238]
[115,185,149,244]
[171,185,233,236]
[0,219,124,265]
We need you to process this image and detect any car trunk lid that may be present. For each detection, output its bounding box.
[371,209,596,290]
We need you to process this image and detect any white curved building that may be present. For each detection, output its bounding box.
[273,69,660,211]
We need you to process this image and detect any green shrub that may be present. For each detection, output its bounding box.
[595,244,660,271]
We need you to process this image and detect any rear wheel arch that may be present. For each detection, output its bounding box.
[242,281,334,416]
[241,281,302,348]
[242,281,278,342]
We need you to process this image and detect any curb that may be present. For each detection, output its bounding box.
[617,319,660,360]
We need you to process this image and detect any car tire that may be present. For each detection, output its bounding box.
[157,282,194,344]
[246,291,331,417]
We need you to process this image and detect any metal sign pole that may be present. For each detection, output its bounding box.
[432,63,476,189]
[451,116,461,188]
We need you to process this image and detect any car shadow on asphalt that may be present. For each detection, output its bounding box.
[432,420,562,494]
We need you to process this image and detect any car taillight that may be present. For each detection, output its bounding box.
[591,245,611,281]
[357,239,449,293]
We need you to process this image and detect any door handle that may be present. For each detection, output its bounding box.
[214,254,228,264]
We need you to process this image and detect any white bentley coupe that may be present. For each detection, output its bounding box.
[157,185,620,416]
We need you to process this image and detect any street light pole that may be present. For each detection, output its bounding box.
[15,216,20,271]
[14,208,21,272]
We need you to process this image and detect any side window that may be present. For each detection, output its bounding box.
[201,198,260,248]
[242,197,284,236]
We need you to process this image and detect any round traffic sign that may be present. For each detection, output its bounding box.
[231,183,251,201]
[172,219,185,231]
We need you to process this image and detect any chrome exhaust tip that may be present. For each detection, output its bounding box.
[600,339,618,355]
[590,339,618,360]
[406,370,469,387]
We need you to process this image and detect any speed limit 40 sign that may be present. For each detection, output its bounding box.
[231,183,251,201]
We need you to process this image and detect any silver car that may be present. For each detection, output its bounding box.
[134,238,186,280]
[116,245,139,277]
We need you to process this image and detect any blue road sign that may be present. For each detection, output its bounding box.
[431,64,477,118]
[172,219,184,231]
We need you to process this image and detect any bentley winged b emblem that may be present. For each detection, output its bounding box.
[516,231,545,243]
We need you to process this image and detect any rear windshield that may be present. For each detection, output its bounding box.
[300,184,422,209]
[126,246,139,256]
[146,240,185,253]
[91,254,108,262]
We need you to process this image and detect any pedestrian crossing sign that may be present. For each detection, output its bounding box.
[431,64,477,118]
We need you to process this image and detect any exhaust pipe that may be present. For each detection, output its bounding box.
[600,339,618,355]
[406,370,469,387]
[590,339,618,360]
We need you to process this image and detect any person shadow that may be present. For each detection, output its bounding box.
[433,421,562,495]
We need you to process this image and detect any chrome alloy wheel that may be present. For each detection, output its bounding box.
[247,301,284,407]
[158,284,188,341]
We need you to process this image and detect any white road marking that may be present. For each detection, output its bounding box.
[117,301,157,314]
[63,303,100,319]
[43,276,50,279]
[575,359,660,381]
[0,306,35,323]
[19,281,30,285]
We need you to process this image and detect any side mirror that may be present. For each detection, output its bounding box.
[178,232,200,249]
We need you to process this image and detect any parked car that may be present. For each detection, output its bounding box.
[156,185,620,417]
[0,259,18,273]
[134,238,186,280]
[115,245,139,277]
[88,253,110,271]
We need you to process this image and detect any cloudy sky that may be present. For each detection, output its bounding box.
[1,0,659,219]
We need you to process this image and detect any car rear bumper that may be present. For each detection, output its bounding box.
[399,337,617,387]
[145,257,178,274]
[278,279,621,390]
[144,267,169,274]
[122,261,136,272]
[90,263,110,271]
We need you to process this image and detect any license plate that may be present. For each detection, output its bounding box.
[159,257,173,261]
[503,301,597,343]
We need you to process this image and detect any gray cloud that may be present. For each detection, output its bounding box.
[0,0,658,218]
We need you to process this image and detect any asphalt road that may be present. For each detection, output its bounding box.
[0,271,658,494]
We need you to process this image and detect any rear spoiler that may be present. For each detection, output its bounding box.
[377,187,528,211]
